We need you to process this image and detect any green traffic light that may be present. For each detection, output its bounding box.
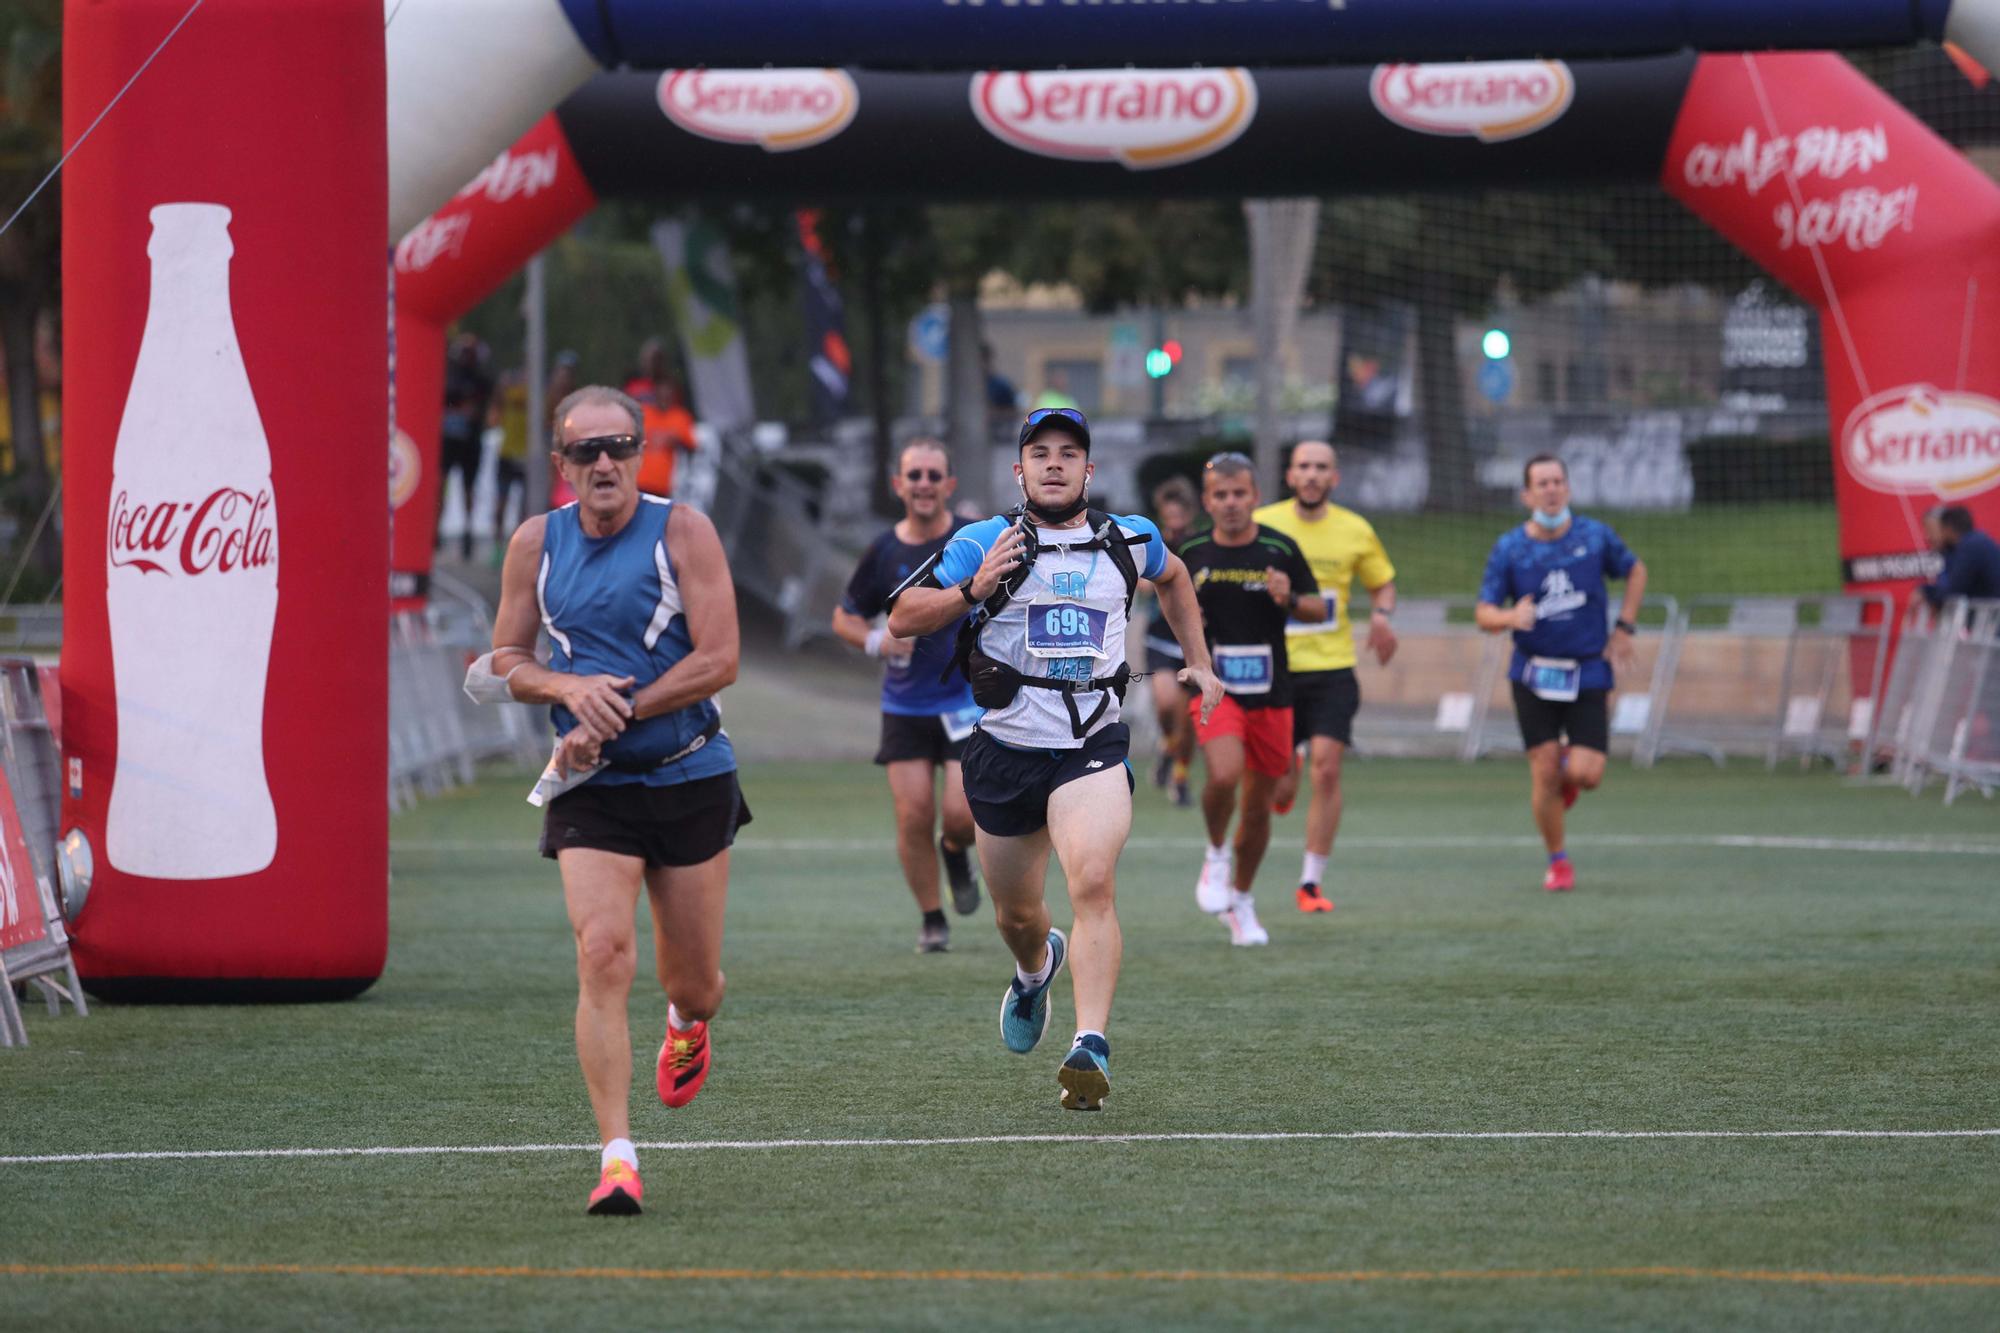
[1481,329,1512,360]
[1145,348,1173,378]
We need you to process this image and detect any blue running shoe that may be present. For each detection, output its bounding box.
[1058,1033,1111,1111]
[999,928,1067,1054]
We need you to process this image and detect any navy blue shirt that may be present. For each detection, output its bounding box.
[1478,516,1638,691]
[1922,529,2000,607]
[842,521,978,717]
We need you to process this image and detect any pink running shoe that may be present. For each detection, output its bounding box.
[587,1159,643,1216]
[1543,859,1575,893]
[657,1018,711,1109]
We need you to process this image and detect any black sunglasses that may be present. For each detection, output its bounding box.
[1205,450,1254,470]
[558,434,642,465]
[903,468,947,483]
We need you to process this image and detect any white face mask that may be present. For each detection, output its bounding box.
[1531,505,1571,530]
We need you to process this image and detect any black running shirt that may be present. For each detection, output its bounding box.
[1177,525,1318,709]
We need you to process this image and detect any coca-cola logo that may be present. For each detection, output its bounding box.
[970,69,1257,170]
[389,428,421,510]
[1843,385,2000,500]
[109,488,277,577]
[658,69,858,152]
[1370,62,1573,142]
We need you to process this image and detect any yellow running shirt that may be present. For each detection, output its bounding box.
[1252,500,1395,672]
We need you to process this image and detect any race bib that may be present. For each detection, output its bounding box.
[1524,656,1581,703]
[940,704,982,742]
[1025,599,1111,660]
[1288,592,1340,636]
[1214,643,1275,696]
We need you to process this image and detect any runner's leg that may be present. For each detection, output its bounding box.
[560,848,646,1145]
[1047,766,1132,1036]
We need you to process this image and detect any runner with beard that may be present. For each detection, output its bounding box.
[1182,453,1322,947]
[888,407,1221,1110]
[1255,441,1398,915]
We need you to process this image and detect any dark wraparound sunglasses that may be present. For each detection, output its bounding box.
[904,468,947,483]
[559,434,642,465]
[1017,406,1089,447]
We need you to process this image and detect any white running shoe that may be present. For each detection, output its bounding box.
[1224,896,1270,947]
[1196,854,1234,914]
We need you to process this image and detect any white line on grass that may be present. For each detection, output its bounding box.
[6,1128,1998,1166]
[394,834,2000,857]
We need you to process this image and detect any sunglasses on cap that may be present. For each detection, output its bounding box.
[558,434,642,465]
[1017,406,1090,449]
[1205,451,1254,469]
[903,468,947,483]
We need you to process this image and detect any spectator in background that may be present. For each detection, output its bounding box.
[547,350,580,508]
[491,367,529,543]
[1033,367,1080,412]
[624,337,697,498]
[984,342,1019,435]
[437,332,493,560]
[1920,506,2000,607]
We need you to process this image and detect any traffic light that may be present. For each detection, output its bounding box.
[1146,339,1183,379]
[1481,327,1512,360]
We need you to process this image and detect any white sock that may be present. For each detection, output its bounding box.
[601,1138,637,1172]
[667,1003,690,1031]
[1016,946,1055,990]
[1301,851,1328,886]
[1231,889,1253,909]
[1206,843,1231,861]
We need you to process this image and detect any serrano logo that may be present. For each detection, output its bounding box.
[658,69,858,152]
[970,69,1257,170]
[389,428,421,510]
[1369,61,1574,142]
[1843,385,2000,499]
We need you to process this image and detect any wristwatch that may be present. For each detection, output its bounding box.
[1372,605,1394,620]
[959,576,980,605]
[1614,618,1637,634]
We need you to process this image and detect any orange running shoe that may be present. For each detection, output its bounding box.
[1296,884,1335,914]
[1543,858,1575,892]
[587,1159,643,1216]
[657,1018,711,1108]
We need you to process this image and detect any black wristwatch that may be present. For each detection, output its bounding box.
[1614,618,1637,635]
[959,576,980,605]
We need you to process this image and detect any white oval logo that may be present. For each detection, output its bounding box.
[658,69,858,153]
[1844,385,2000,499]
[970,69,1257,170]
[390,428,422,510]
[1370,61,1574,143]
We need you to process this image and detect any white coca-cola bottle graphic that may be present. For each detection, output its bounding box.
[106,203,279,878]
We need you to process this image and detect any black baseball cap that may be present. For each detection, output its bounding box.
[1018,406,1090,452]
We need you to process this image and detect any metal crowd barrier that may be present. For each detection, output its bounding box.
[388,574,543,812]
[0,658,85,1046]
[1648,593,1891,769]
[1892,597,2000,804]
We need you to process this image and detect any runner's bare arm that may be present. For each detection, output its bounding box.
[1363,580,1398,664]
[631,505,739,720]
[1609,559,1649,669]
[490,513,633,740]
[889,525,1027,637]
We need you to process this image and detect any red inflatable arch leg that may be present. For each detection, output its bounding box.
[61,0,387,1000]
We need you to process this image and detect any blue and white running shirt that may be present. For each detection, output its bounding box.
[935,514,1168,749]
[538,496,736,786]
[1477,516,1638,691]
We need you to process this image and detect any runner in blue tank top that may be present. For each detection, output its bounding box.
[1475,454,1648,895]
[488,385,748,1216]
[832,438,983,954]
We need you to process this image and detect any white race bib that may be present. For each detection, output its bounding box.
[941,704,982,742]
[1214,643,1275,696]
[1024,599,1113,660]
[1524,656,1581,703]
[1288,592,1341,636]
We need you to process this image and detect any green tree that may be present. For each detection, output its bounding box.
[0,0,61,586]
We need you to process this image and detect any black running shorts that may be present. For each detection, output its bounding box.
[874,712,967,766]
[1510,684,1610,752]
[958,722,1134,838]
[540,771,752,868]
[1290,668,1360,747]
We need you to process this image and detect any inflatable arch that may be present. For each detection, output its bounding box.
[59,0,2000,996]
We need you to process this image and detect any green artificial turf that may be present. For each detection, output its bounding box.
[3,758,1998,1330]
[1369,503,1842,604]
